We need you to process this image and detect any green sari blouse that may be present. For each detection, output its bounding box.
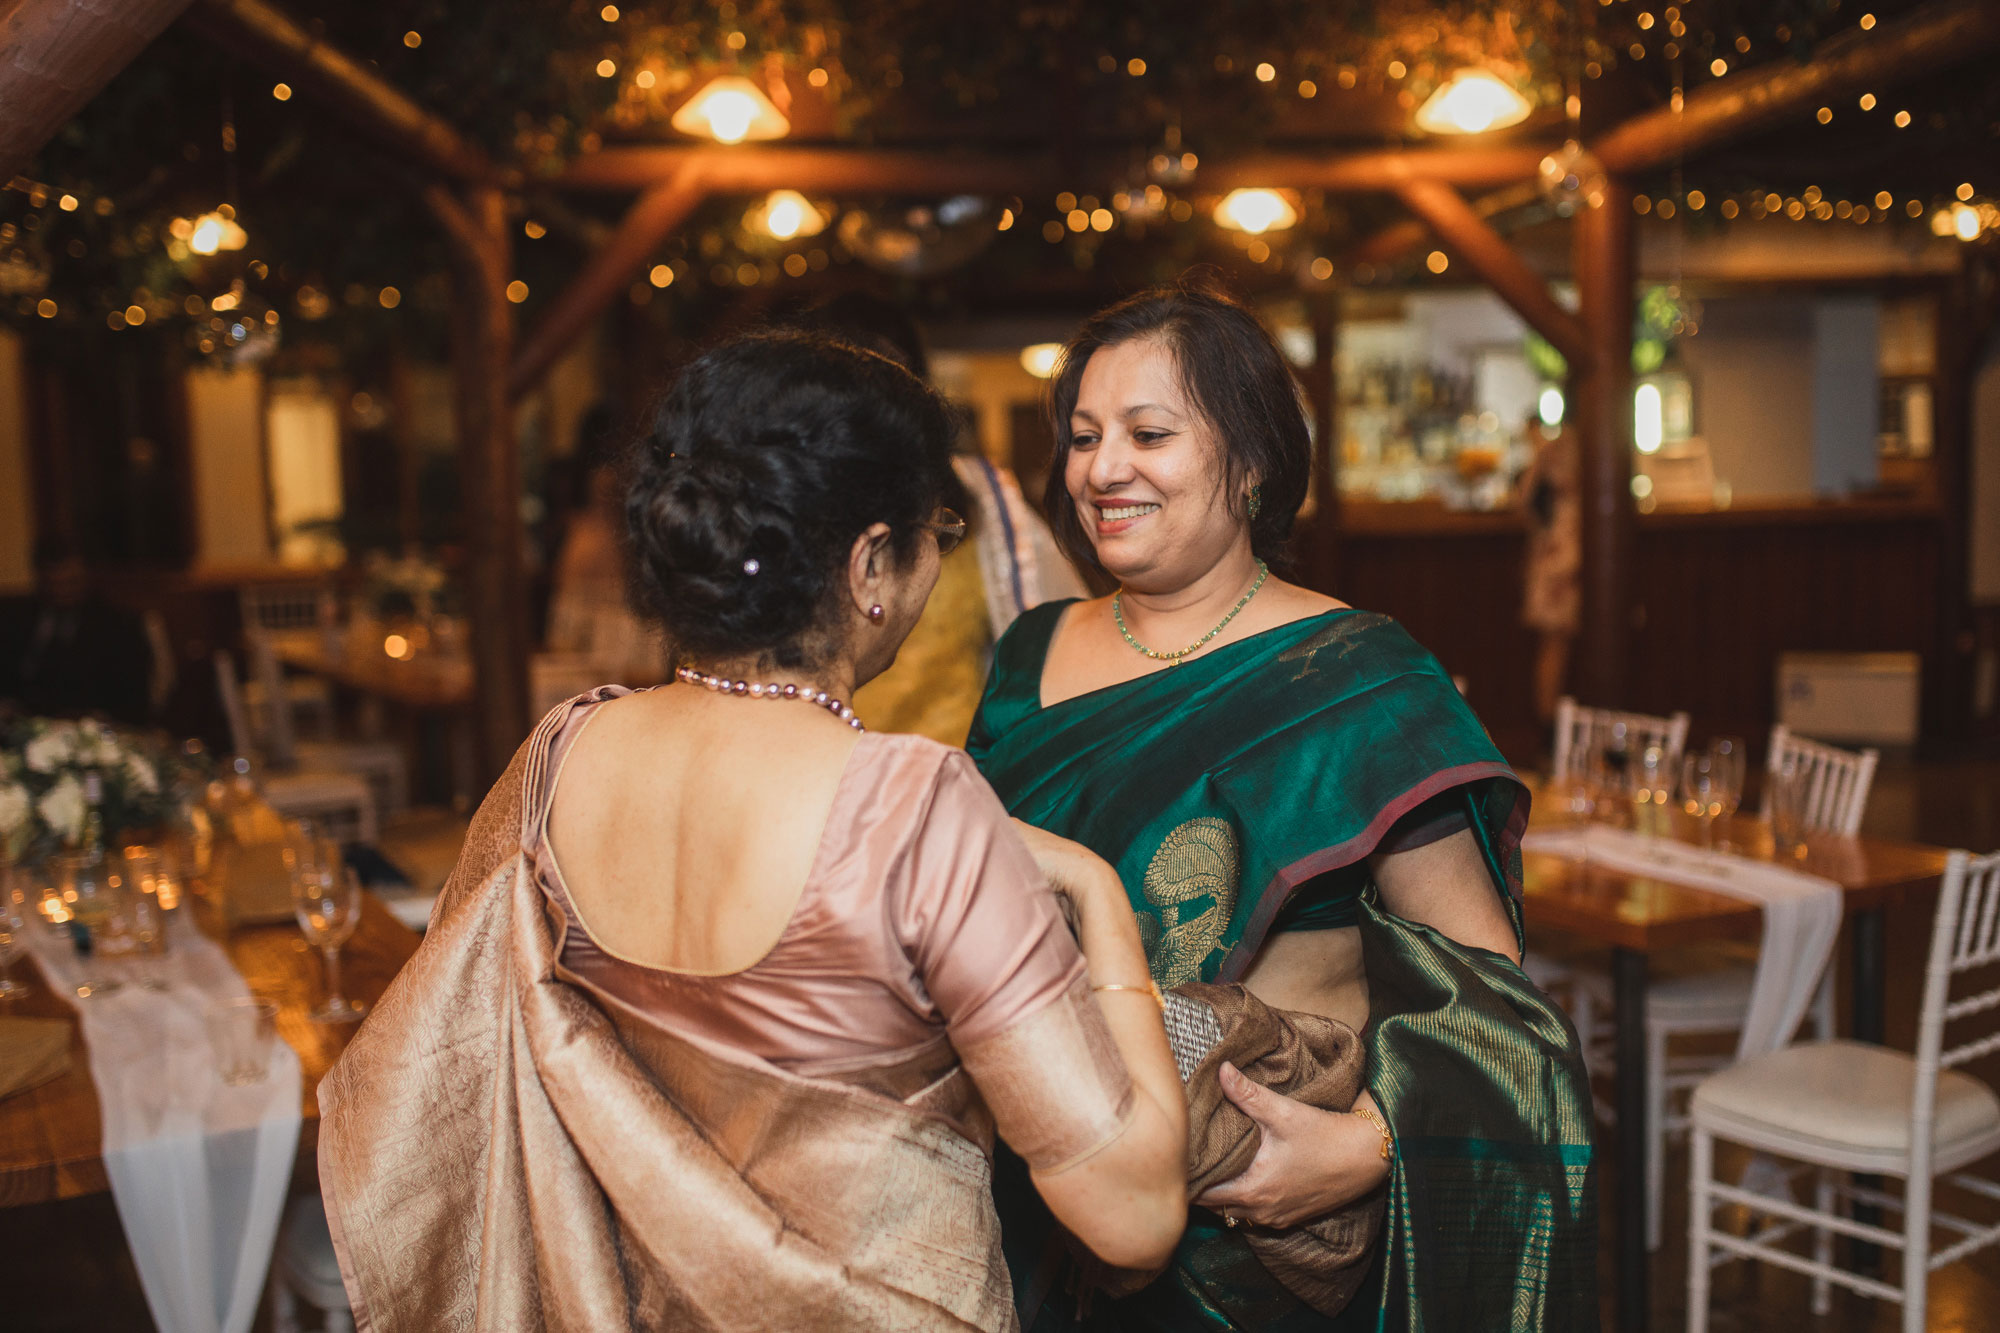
[967,601,1598,1333]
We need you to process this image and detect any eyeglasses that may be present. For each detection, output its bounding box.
[919,507,966,556]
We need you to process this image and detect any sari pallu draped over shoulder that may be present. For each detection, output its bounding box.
[968,606,1599,1332]
[317,691,1017,1333]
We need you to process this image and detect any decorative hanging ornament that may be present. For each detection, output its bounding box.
[1538,140,1607,216]
[835,196,1000,276]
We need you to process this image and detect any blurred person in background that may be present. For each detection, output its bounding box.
[1517,414,1581,726]
[796,291,1085,744]
[545,402,665,683]
[0,538,152,726]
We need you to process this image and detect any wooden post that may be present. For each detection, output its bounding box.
[1393,179,1592,367]
[428,184,529,786]
[0,0,195,184]
[1573,178,1636,711]
[1926,256,2000,741]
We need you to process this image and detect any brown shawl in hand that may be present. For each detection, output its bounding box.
[316,699,1016,1333]
[1092,981,1384,1318]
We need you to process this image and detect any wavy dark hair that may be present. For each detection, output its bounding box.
[1044,274,1312,575]
[625,331,957,668]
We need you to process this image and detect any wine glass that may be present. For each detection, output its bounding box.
[1628,743,1676,834]
[0,878,30,1000]
[290,847,365,1023]
[1769,754,1810,858]
[1680,752,1722,847]
[1707,737,1747,847]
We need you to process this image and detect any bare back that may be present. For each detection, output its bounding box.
[547,686,862,974]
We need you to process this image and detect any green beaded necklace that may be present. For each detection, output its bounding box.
[1112,559,1270,665]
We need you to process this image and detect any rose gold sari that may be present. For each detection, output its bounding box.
[318,698,1066,1332]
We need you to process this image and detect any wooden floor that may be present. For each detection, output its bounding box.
[5,756,1998,1332]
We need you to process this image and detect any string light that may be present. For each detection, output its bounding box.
[403,31,421,48]
[272,83,291,101]
[1816,106,1833,124]
[997,208,1014,230]
[1298,80,1317,98]
[1255,63,1277,82]
[1386,60,1407,79]
[378,287,401,308]
[1310,257,1334,280]
[1425,250,1449,273]
[649,264,674,287]
[1710,59,1726,76]
[1089,208,1114,231]
[600,4,619,19]
[1127,58,1146,76]
[636,69,655,88]
[506,280,529,302]
[1958,182,1975,201]
[596,59,617,78]
[1858,93,1876,111]
[807,68,829,87]
[1894,110,1911,128]
[57,194,77,211]
[1859,13,1877,29]
[1876,191,1893,210]
[523,220,546,239]
[37,299,56,318]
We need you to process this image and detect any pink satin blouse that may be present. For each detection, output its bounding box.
[535,698,1134,1172]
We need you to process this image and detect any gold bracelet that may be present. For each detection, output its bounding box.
[1352,1103,1394,1161]
[1091,979,1166,1012]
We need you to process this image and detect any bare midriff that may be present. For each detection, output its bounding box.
[1238,925,1370,1033]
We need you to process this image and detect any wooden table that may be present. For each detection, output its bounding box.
[1521,804,1952,1333]
[267,629,473,712]
[0,892,421,1207]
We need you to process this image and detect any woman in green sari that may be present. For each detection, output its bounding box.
[968,279,1598,1332]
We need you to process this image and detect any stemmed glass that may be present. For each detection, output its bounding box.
[1628,744,1676,835]
[288,835,365,1023]
[1680,752,1723,847]
[1707,737,1747,847]
[0,877,30,1000]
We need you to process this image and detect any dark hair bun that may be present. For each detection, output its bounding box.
[626,331,955,667]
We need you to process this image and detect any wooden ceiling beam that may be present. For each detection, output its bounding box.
[183,0,507,185]
[508,170,704,400]
[1394,179,1591,367]
[0,0,195,184]
[1594,0,2000,174]
[549,143,1555,195]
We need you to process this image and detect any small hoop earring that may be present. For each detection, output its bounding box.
[868,604,885,623]
[1247,484,1263,521]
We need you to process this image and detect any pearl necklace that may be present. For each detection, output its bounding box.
[1112,559,1270,665]
[675,665,865,730]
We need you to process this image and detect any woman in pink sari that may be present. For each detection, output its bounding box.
[318,332,1185,1332]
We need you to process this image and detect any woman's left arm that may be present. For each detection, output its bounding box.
[1370,827,1520,964]
[1194,828,1519,1227]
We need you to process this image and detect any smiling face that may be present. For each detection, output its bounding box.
[1064,336,1251,594]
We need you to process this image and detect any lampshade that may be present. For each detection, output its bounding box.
[748,189,825,240]
[1414,70,1533,135]
[1213,188,1299,235]
[670,75,790,144]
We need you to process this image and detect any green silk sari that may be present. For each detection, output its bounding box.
[967,602,1598,1333]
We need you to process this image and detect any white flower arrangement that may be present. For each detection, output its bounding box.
[0,717,183,862]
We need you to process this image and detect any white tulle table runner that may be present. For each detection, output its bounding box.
[27,916,301,1333]
[1523,823,1844,1058]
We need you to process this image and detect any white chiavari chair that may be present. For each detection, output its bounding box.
[1688,848,2000,1333]
[1763,724,1880,837]
[1550,696,1692,780]
[238,582,337,741]
[247,631,409,817]
[213,651,378,844]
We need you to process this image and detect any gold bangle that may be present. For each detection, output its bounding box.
[1091,979,1166,1012]
[1352,1103,1394,1161]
